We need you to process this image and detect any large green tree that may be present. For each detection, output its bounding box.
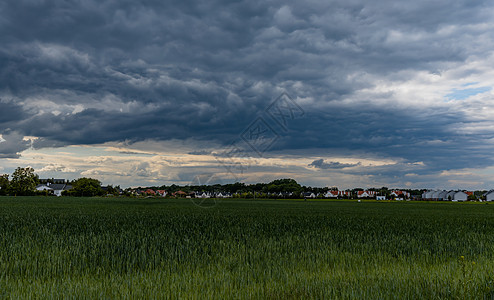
[69,178,104,197]
[266,179,302,194]
[0,174,9,195]
[10,167,38,196]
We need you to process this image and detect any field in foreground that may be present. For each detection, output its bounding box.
[1,197,494,298]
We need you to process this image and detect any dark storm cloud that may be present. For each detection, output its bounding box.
[0,101,30,158]
[280,104,494,173]
[1,0,494,180]
[0,130,30,158]
[0,100,26,125]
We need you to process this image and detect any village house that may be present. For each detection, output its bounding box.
[35,182,73,197]
[277,192,293,198]
[323,190,351,198]
[421,190,447,200]
[422,190,473,201]
[445,190,457,201]
[339,191,351,198]
[485,191,494,201]
[357,191,376,198]
[215,192,232,198]
[430,190,444,200]
[324,190,339,198]
[173,191,187,197]
[390,190,410,200]
[144,189,156,196]
[196,192,211,198]
[156,190,167,197]
[421,190,434,200]
[302,192,316,199]
[452,191,468,202]
[39,179,66,184]
[438,190,449,200]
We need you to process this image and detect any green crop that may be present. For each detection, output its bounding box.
[1,197,494,298]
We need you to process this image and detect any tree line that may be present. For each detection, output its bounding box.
[148,178,305,196]
[138,180,428,199]
[1,167,429,198]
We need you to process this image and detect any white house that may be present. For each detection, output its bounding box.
[437,190,448,201]
[36,183,72,196]
[303,192,316,199]
[376,195,386,200]
[324,190,351,198]
[275,192,290,198]
[51,184,72,196]
[422,190,436,200]
[486,191,494,201]
[445,191,457,201]
[214,192,232,198]
[357,191,376,198]
[156,190,167,197]
[431,190,445,200]
[196,192,211,198]
[453,191,468,202]
[324,191,339,198]
[36,184,53,192]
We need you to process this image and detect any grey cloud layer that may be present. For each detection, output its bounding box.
[1,0,494,179]
[309,159,361,169]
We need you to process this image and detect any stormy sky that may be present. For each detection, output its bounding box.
[1,0,494,189]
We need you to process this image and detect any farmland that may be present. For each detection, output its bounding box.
[1,197,494,298]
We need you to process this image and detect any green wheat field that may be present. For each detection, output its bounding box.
[1,197,494,298]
